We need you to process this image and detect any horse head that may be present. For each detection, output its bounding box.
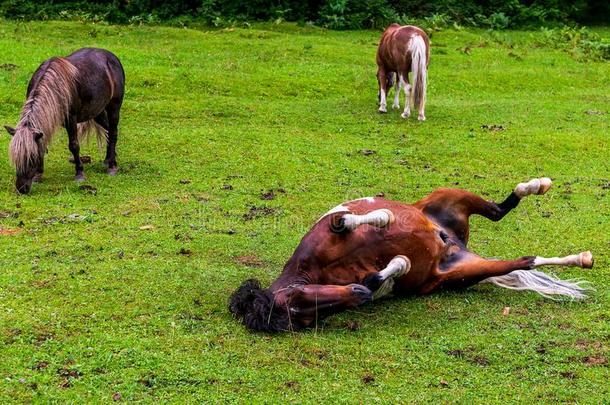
[6,125,45,194]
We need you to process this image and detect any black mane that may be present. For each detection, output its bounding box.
[229,279,296,333]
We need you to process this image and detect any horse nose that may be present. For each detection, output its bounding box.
[16,182,31,194]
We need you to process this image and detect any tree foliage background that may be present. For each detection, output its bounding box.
[0,0,608,28]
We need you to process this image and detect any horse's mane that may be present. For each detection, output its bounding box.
[9,57,78,172]
[229,279,295,333]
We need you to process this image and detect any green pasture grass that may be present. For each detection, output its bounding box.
[0,20,608,402]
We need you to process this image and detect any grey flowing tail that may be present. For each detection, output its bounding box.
[480,270,592,300]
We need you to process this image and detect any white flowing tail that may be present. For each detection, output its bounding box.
[408,35,427,120]
[480,270,592,301]
[77,120,108,151]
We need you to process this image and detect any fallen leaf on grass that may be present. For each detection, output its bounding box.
[503,306,511,316]
[360,149,376,156]
[0,228,21,235]
[585,110,605,115]
[69,155,92,164]
[583,356,608,366]
[112,392,122,401]
[139,225,154,230]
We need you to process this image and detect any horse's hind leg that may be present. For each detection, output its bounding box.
[66,118,85,181]
[392,73,401,109]
[104,101,121,175]
[399,74,411,119]
[423,250,593,298]
[416,178,552,245]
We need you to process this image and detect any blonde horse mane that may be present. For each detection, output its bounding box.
[9,57,78,172]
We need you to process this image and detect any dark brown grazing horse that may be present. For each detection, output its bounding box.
[4,48,125,193]
[230,178,594,333]
[376,24,429,120]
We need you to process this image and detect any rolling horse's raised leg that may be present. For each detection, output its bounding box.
[330,209,395,233]
[363,255,411,300]
[416,177,553,245]
[66,118,85,181]
[421,250,593,298]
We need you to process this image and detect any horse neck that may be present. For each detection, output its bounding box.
[269,257,312,292]
[18,58,78,145]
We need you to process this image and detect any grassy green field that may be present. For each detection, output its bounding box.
[0,20,608,402]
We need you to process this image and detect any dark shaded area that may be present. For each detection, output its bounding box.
[0,0,607,28]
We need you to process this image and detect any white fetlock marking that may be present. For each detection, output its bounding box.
[514,177,552,198]
[373,255,411,300]
[392,80,401,109]
[533,251,593,268]
[401,78,411,118]
[379,88,387,113]
[342,209,395,231]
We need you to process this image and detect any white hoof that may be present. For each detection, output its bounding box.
[392,103,400,110]
[514,177,552,198]
[418,114,426,121]
[401,111,410,119]
[378,107,387,114]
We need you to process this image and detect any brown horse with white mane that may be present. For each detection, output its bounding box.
[230,178,594,332]
[376,24,429,120]
[4,48,125,194]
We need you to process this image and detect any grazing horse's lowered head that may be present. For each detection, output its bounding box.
[230,179,595,333]
[5,48,125,194]
[5,125,45,194]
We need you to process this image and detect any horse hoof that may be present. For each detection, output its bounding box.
[418,114,426,121]
[537,178,552,195]
[349,284,373,303]
[401,112,410,119]
[378,108,387,114]
[75,174,86,182]
[107,167,118,176]
[579,251,594,269]
[392,104,400,110]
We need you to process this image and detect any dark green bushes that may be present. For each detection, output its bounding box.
[0,0,608,28]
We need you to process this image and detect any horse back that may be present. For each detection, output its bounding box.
[377,25,430,71]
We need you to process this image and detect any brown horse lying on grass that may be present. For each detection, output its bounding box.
[4,48,125,194]
[230,178,594,332]
[376,24,429,120]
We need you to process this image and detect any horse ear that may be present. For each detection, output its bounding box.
[4,126,16,136]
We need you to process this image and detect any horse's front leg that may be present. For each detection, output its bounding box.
[282,284,372,328]
[66,119,85,181]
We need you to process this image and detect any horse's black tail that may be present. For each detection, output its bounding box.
[77,120,107,151]
[229,279,293,333]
